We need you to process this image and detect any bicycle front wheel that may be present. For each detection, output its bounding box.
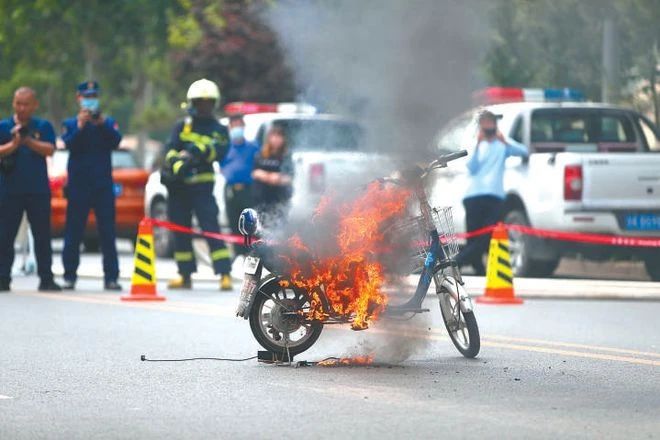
[437,278,480,358]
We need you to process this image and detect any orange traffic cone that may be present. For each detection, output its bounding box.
[476,223,523,305]
[121,218,166,301]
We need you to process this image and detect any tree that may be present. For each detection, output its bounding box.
[169,0,296,104]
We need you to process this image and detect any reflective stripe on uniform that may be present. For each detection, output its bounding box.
[211,248,231,261]
[165,149,178,163]
[174,251,194,261]
[180,131,216,164]
[184,172,215,184]
[172,160,185,175]
[180,131,213,145]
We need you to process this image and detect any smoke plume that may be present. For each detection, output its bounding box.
[265,0,486,161]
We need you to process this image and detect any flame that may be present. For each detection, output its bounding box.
[281,182,410,330]
[317,354,374,367]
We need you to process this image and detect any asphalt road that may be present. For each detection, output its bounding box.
[1,274,659,440]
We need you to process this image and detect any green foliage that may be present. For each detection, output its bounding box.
[483,0,660,119]
[0,0,295,140]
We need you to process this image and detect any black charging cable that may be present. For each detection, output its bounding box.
[141,354,257,362]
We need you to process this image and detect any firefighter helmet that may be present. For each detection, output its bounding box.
[186,79,221,102]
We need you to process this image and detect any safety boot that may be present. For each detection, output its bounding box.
[168,275,192,290]
[220,274,233,291]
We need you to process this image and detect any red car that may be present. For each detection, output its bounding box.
[48,149,148,250]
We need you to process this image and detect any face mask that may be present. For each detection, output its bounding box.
[230,126,245,142]
[81,98,100,112]
[483,127,497,138]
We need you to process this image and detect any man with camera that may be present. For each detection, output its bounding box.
[61,81,122,291]
[0,87,61,292]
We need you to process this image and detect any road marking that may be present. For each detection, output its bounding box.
[481,340,660,367]
[483,334,660,359]
[0,395,14,399]
[14,291,660,367]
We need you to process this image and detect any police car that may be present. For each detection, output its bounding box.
[429,87,660,279]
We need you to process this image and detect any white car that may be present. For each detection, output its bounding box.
[428,87,660,279]
[145,105,392,257]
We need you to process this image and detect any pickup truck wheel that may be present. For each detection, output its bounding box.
[643,257,660,281]
[151,199,174,258]
[504,209,559,278]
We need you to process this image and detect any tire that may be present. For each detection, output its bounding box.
[438,281,480,358]
[249,280,323,357]
[151,198,174,258]
[644,257,660,281]
[504,209,559,278]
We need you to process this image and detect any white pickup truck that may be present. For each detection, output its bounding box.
[145,107,391,257]
[429,92,660,280]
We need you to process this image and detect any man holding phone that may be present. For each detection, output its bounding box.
[61,81,122,291]
[0,87,61,292]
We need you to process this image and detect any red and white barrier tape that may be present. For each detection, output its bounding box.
[149,218,660,248]
[149,218,246,245]
[457,223,660,248]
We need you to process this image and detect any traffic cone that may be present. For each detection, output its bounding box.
[121,218,166,301]
[476,223,523,305]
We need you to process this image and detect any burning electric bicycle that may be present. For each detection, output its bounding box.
[235,150,480,359]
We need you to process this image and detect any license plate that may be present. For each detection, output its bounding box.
[624,213,660,231]
[113,183,123,197]
[243,256,260,275]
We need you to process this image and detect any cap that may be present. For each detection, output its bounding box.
[77,81,100,97]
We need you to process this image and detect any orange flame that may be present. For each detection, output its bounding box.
[317,354,374,367]
[281,182,410,330]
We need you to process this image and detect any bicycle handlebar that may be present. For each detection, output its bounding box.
[373,149,469,188]
[437,149,468,164]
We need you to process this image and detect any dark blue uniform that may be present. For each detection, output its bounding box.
[164,116,231,275]
[61,117,122,284]
[0,117,56,284]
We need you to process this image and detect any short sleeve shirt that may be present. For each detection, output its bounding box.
[0,117,55,195]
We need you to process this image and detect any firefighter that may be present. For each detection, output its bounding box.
[61,81,123,291]
[163,79,232,291]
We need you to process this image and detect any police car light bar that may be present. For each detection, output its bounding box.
[473,87,584,105]
[224,102,317,115]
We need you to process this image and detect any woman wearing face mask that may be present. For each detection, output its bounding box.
[251,125,294,229]
[221,114,259,257]
[455,110,528,275]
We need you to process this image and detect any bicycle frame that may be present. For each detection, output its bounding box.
[384,181,468,316]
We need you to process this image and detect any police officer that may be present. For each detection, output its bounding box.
[221,114,259,259]
[163,79,232,291]
[61,81,122,291]
[0,87,61,292]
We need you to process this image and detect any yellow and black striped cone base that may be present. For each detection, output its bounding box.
[476,223,523,305]
[121,218,166,301]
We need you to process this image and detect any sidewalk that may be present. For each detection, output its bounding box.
[51,253,660,301]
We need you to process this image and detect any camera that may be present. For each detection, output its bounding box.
[17,125,29,137]
[91,110,101,121]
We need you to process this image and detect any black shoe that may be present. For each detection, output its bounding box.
[62,279,76,290]
[38,279,62,292]
[104,281,122,291]
[0,278,10,292]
